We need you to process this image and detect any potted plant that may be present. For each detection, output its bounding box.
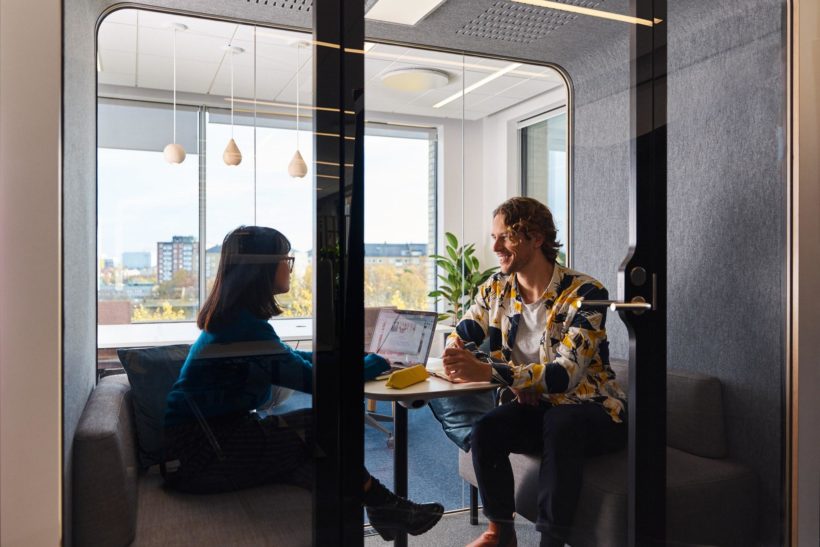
[428,232,499,325]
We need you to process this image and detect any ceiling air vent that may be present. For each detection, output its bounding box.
[457,0,605,44]
[245,0,312,11]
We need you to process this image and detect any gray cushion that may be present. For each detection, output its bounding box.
[134,468,312,546]
[117,344,190,467]
[609,360,728,458]
[666,370,727,458]
[73,375,138,547]
[459,448,758,547]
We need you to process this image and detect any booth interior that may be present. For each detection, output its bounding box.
[64,1,787,546]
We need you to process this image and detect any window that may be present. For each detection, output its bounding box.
[364,126,437,311]
[520,108,569,264]
[97,99,200,324]
[97,99,438,329]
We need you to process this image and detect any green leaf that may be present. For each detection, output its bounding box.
[445,232,458,249]
[428,290,445,298]
[447,246,458,262]
[436,260,457,275]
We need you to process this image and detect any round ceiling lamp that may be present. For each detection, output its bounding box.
[163,23,188,164]
[380,68,451,93]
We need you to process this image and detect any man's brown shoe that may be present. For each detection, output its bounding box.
[466,521,517,547]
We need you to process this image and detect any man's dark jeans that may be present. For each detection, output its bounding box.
[471,400,627,543]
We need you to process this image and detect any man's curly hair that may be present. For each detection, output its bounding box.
[492,197,562,264]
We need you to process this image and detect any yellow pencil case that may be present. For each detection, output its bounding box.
[385,364,428,389]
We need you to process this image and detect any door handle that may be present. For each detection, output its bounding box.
[576,296,651,313]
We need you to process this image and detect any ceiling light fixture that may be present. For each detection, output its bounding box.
[288,41,308,178]
[511,0,658,27]
[223,44,244,166]
[380,68,451,92]
[365,0,447,25]
[163,23,188,164]
[434,62,522,109]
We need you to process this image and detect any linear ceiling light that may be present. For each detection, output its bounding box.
[512,0,657,27]
[365,0,446,25]
[434,63,522,109]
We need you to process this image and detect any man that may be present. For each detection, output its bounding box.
[441,197,627,547]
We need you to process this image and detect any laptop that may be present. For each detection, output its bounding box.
[368,309,438,374]
[364,306,397,350]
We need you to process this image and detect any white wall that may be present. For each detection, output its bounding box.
[478,86,567,266]
[0,0,62,544]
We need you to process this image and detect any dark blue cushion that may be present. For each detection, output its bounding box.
[117,344,190,468]
[427,391,496,452]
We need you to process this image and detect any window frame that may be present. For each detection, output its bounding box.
[96,97,440,343]
[518,105,571,266]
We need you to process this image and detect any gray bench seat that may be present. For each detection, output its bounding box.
[73,374,312,547]
[458,361,759,547]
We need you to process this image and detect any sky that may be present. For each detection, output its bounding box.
[98,123,431,265]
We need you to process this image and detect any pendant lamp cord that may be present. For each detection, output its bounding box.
[230,45,235,139]
[296,42,300,150]
[172,27,177,144]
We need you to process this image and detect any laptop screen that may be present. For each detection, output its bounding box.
[369,309,438,365]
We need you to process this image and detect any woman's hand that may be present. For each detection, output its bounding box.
[442,347,492,383]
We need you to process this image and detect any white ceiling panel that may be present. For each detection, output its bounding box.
[174,32,234,65]
[137,10,238,39]
[98,71,137,88]
[98,22,137,52]
[498,79,563,100]
[176,61,223,95]
[466,74,530,96]
[98,49,136,77]
[365,59,399,82]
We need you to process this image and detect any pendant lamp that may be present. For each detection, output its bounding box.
[163,23,188,164]
[288,41,308,178]
[223,45,244,166]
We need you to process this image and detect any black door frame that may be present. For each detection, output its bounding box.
[312,1,366,546]
[621,1,667,545]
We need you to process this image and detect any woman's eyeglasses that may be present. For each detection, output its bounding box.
[282,256,295,272]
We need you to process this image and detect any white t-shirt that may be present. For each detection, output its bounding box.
[510,297,547,365]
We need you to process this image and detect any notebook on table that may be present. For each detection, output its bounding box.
[369,309,438,376]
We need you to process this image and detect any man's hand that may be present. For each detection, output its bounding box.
[511,388,541,406]
[442,336,464,356]
[442,347,492,383]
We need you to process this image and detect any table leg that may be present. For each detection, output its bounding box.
[393,402,408,547]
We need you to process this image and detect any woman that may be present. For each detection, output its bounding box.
[164,226,443,541]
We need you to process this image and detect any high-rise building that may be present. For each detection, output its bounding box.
[205,244,222,281]
[157,236,198,283]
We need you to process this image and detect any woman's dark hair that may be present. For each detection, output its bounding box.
[492,197,562,264]
[197,226,291,331]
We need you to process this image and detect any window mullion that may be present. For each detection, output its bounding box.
[198,106,207,311]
